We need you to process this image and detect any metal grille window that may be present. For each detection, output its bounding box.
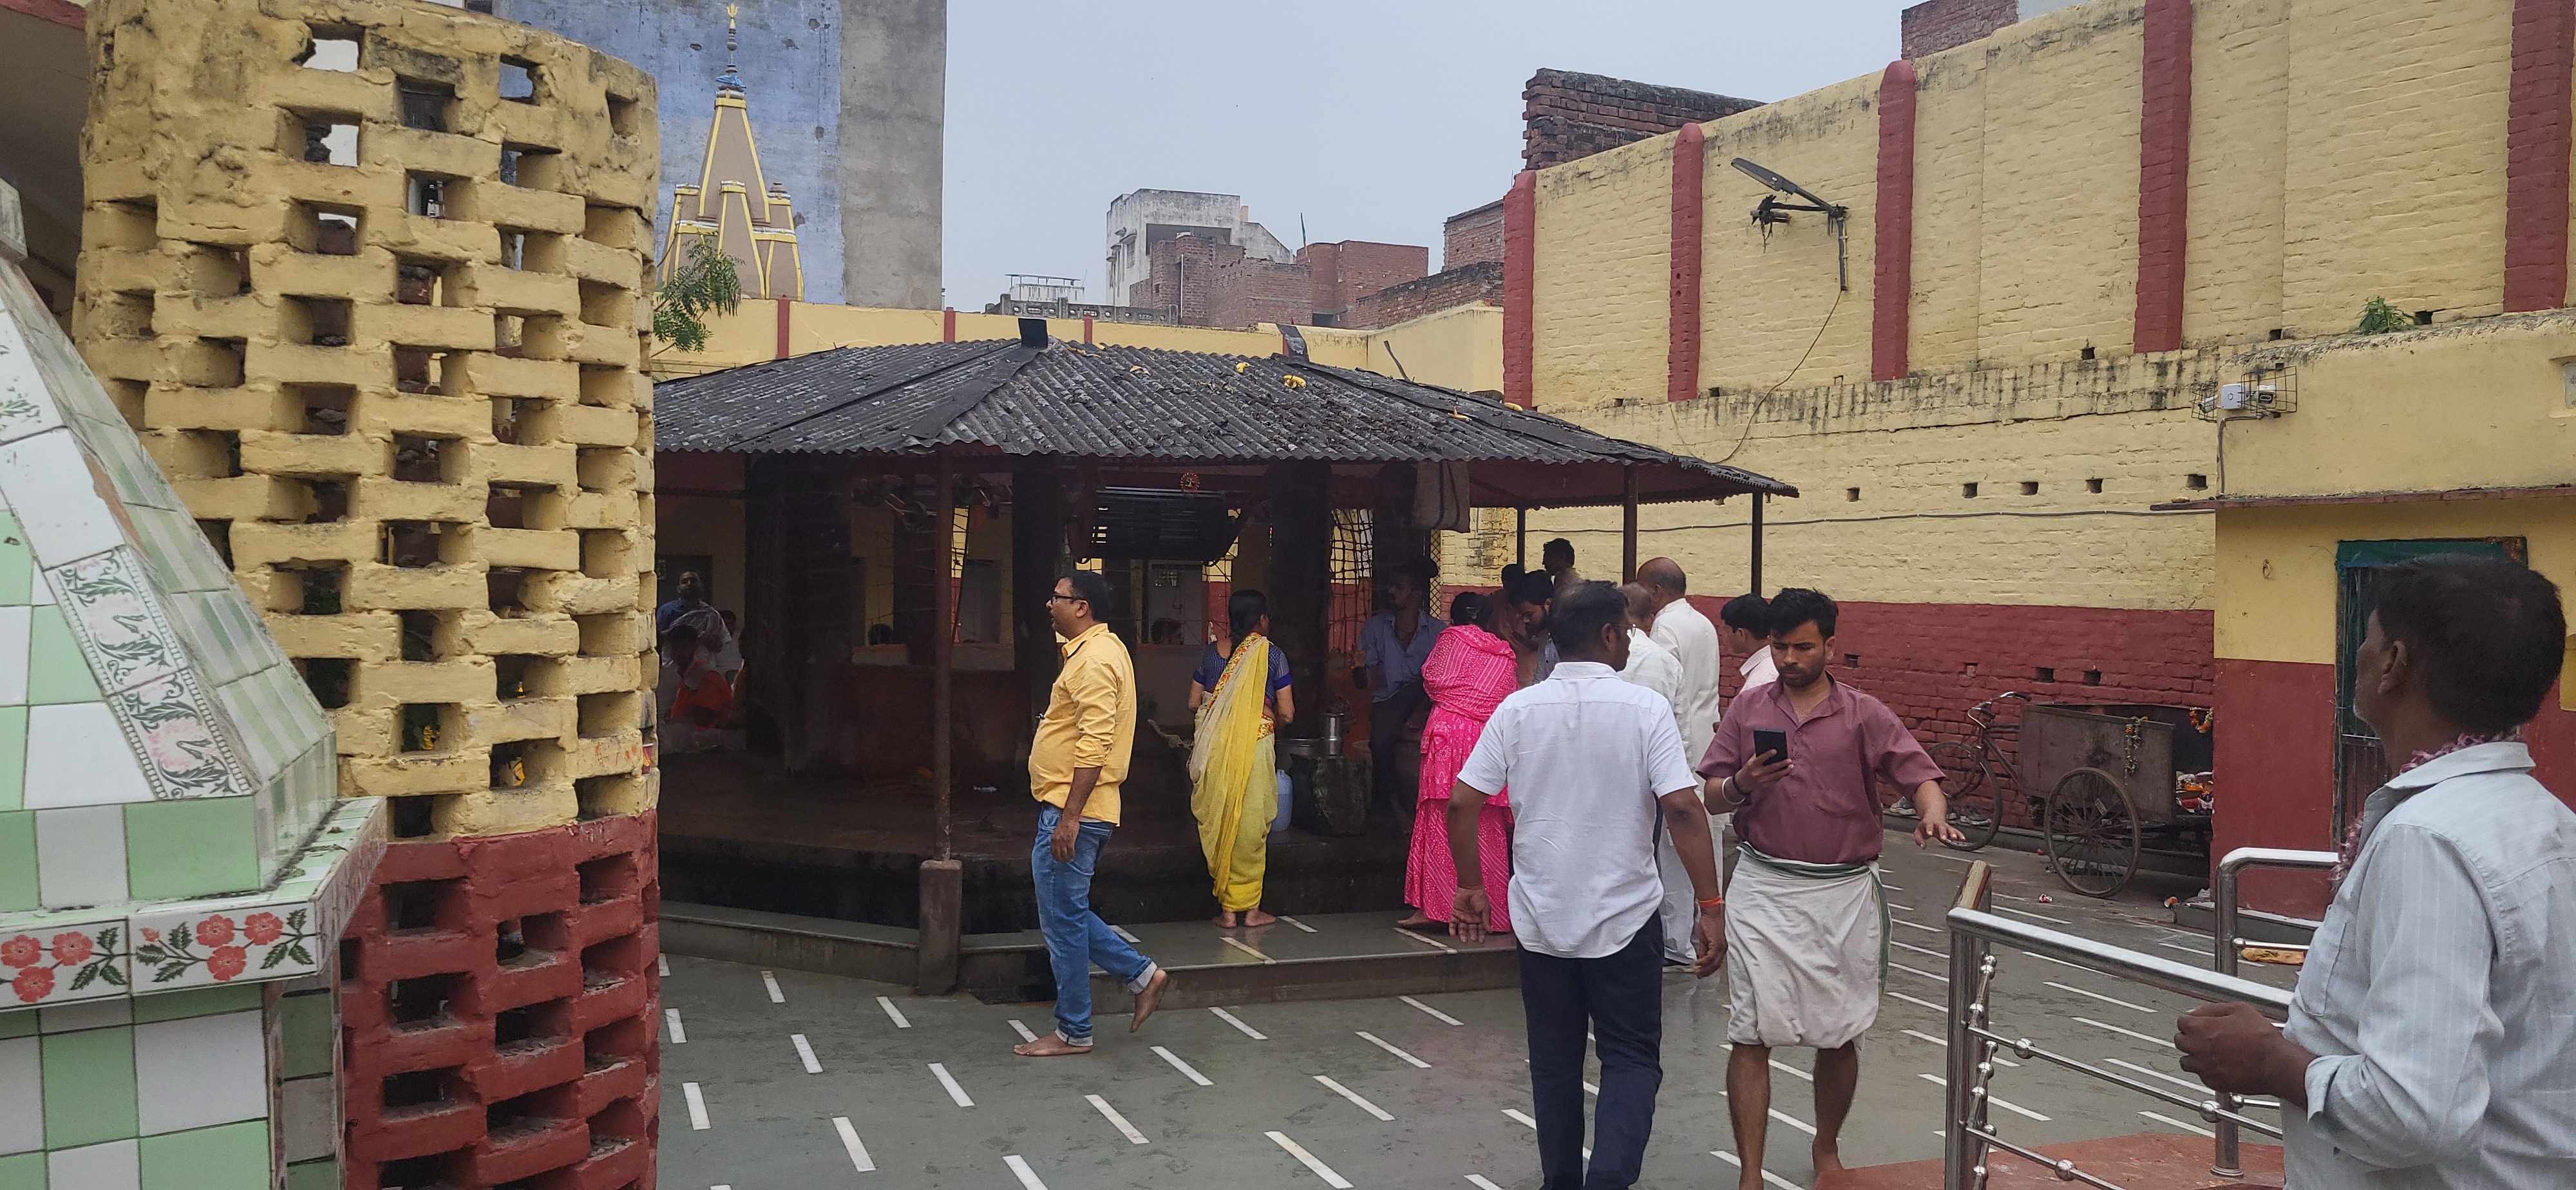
[1329,509,1372,659]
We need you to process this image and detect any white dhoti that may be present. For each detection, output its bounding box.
[1654,809,1723,965]
[1723,846,1884,1049]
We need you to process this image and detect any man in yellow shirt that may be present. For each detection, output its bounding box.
[1015,570,1170,1057]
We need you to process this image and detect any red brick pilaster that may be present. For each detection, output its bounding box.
[1503,170,1538,408]
[942,307,957,343]
[1871,61,1919,382]
[2505,0,2576,312]
[2133,0,2193,353]
[341,814,662,1190]
[1667,124,1707,402]
[774,298,791,359]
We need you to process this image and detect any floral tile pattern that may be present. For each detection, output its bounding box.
[107,796,382,996]
[130,905,314,989]
[0,918,127,1008]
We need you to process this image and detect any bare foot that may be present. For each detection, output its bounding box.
[1213,911,1238,928]
[1013,1035,1092,1057]
[1395,912,1435,927]
[1129,968,1170,1033]
[1243,909,1276,928]
[1812,1142,1846,1176]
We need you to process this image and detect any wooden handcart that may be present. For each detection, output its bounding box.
[2018,703,2214,897]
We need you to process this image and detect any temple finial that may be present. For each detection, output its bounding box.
[717,3,744,95]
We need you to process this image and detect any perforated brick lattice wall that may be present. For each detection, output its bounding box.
[73,0,659,840]
[70,2,664,1186]
[337,813,660,1190]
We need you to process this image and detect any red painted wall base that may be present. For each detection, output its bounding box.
[341,812,661,1190]
[2213,658,2576,918]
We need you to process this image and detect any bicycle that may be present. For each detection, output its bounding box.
[1920,691,2030,852]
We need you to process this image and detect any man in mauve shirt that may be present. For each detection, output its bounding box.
[1698,588,1961,1189]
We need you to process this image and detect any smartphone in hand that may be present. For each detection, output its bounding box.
[1751,728,1789,766]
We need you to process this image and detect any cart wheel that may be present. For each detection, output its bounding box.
[2043,766,2141,897]
[1925,741,2002,852]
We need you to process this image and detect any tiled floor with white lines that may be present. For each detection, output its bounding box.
[658,838,2296,1188]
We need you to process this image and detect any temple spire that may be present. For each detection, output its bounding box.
[661,0,804,300]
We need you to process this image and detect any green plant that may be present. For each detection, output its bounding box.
[2354,296,2411,335]
[652,238,743,353]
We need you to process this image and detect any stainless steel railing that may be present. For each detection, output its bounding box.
[1943,861,2294,1190]
[2205,846,2336,1172]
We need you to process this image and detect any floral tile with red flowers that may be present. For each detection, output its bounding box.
[0,914,129,1008]
[0,795,384,1017]
[128,900,321,989]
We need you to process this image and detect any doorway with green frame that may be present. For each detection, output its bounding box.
[2332,537,2527,836]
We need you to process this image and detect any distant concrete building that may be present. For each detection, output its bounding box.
[494,0,945,307]
[663,5,806,299]
[1104,189,1293,310]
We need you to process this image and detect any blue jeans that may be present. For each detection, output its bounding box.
[1522,917,1663,1188]
[1032,804,1157,1044]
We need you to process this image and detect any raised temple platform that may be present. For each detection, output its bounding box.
[1819,1133,2283,1189]
[660,902,1520,1005]
[656,728,1414,936]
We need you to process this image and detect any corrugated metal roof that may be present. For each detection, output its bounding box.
[654,337,1797,500]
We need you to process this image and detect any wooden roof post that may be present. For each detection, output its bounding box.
[1622,465,1640,583]
[1750,492,1766,598]
[919,449,962,995]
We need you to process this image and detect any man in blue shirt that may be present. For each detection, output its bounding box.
[1354,557,1444,822]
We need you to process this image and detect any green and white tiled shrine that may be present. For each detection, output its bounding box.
[0,182,385,1188]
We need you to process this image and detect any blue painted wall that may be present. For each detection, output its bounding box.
[497,0,847,303]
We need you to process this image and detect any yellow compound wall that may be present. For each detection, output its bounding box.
[1520,0,2544,616]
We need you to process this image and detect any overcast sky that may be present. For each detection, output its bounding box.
[940,1,1919,307]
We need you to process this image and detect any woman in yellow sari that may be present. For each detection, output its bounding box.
[1189,590,1296,927]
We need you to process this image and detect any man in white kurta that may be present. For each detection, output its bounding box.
[1619,584,1698,965]
[1642,560,1725,947]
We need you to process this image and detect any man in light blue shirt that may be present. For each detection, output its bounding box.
[2179,556,2576,1189]
[1354,557,1443,818]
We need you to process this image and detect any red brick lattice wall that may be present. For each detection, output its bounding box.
[340,813,661,1190]
[1900,0,2018,59]
[1707,599,2215,831]
[1522,68,1764,170]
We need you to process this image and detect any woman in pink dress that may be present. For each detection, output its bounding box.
[1399,592,1520,932]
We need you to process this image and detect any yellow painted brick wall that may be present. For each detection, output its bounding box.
[2279,0,2514,335]
[1975,2,2145,362]
[1531,135,1672,407]
[1699,75,1880,393]
[1521,0,2550,618]
[1521,354,2223,610]
[2215,498,2576,665]
[1908,47,1989,372]
[75,0,660,838]
[2219,312,2576,500]
[2183,0,2291,346]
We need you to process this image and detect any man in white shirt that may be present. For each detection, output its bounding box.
[1720,592,1777,707]
[1450,581,1725,1190]
[2178,555,2576,1189]
[1620,583,1702,967]
[1640,558,1725,759]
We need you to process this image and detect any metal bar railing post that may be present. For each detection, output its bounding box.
[2208,846,2334,1179]
[1944,862,1993,1190]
